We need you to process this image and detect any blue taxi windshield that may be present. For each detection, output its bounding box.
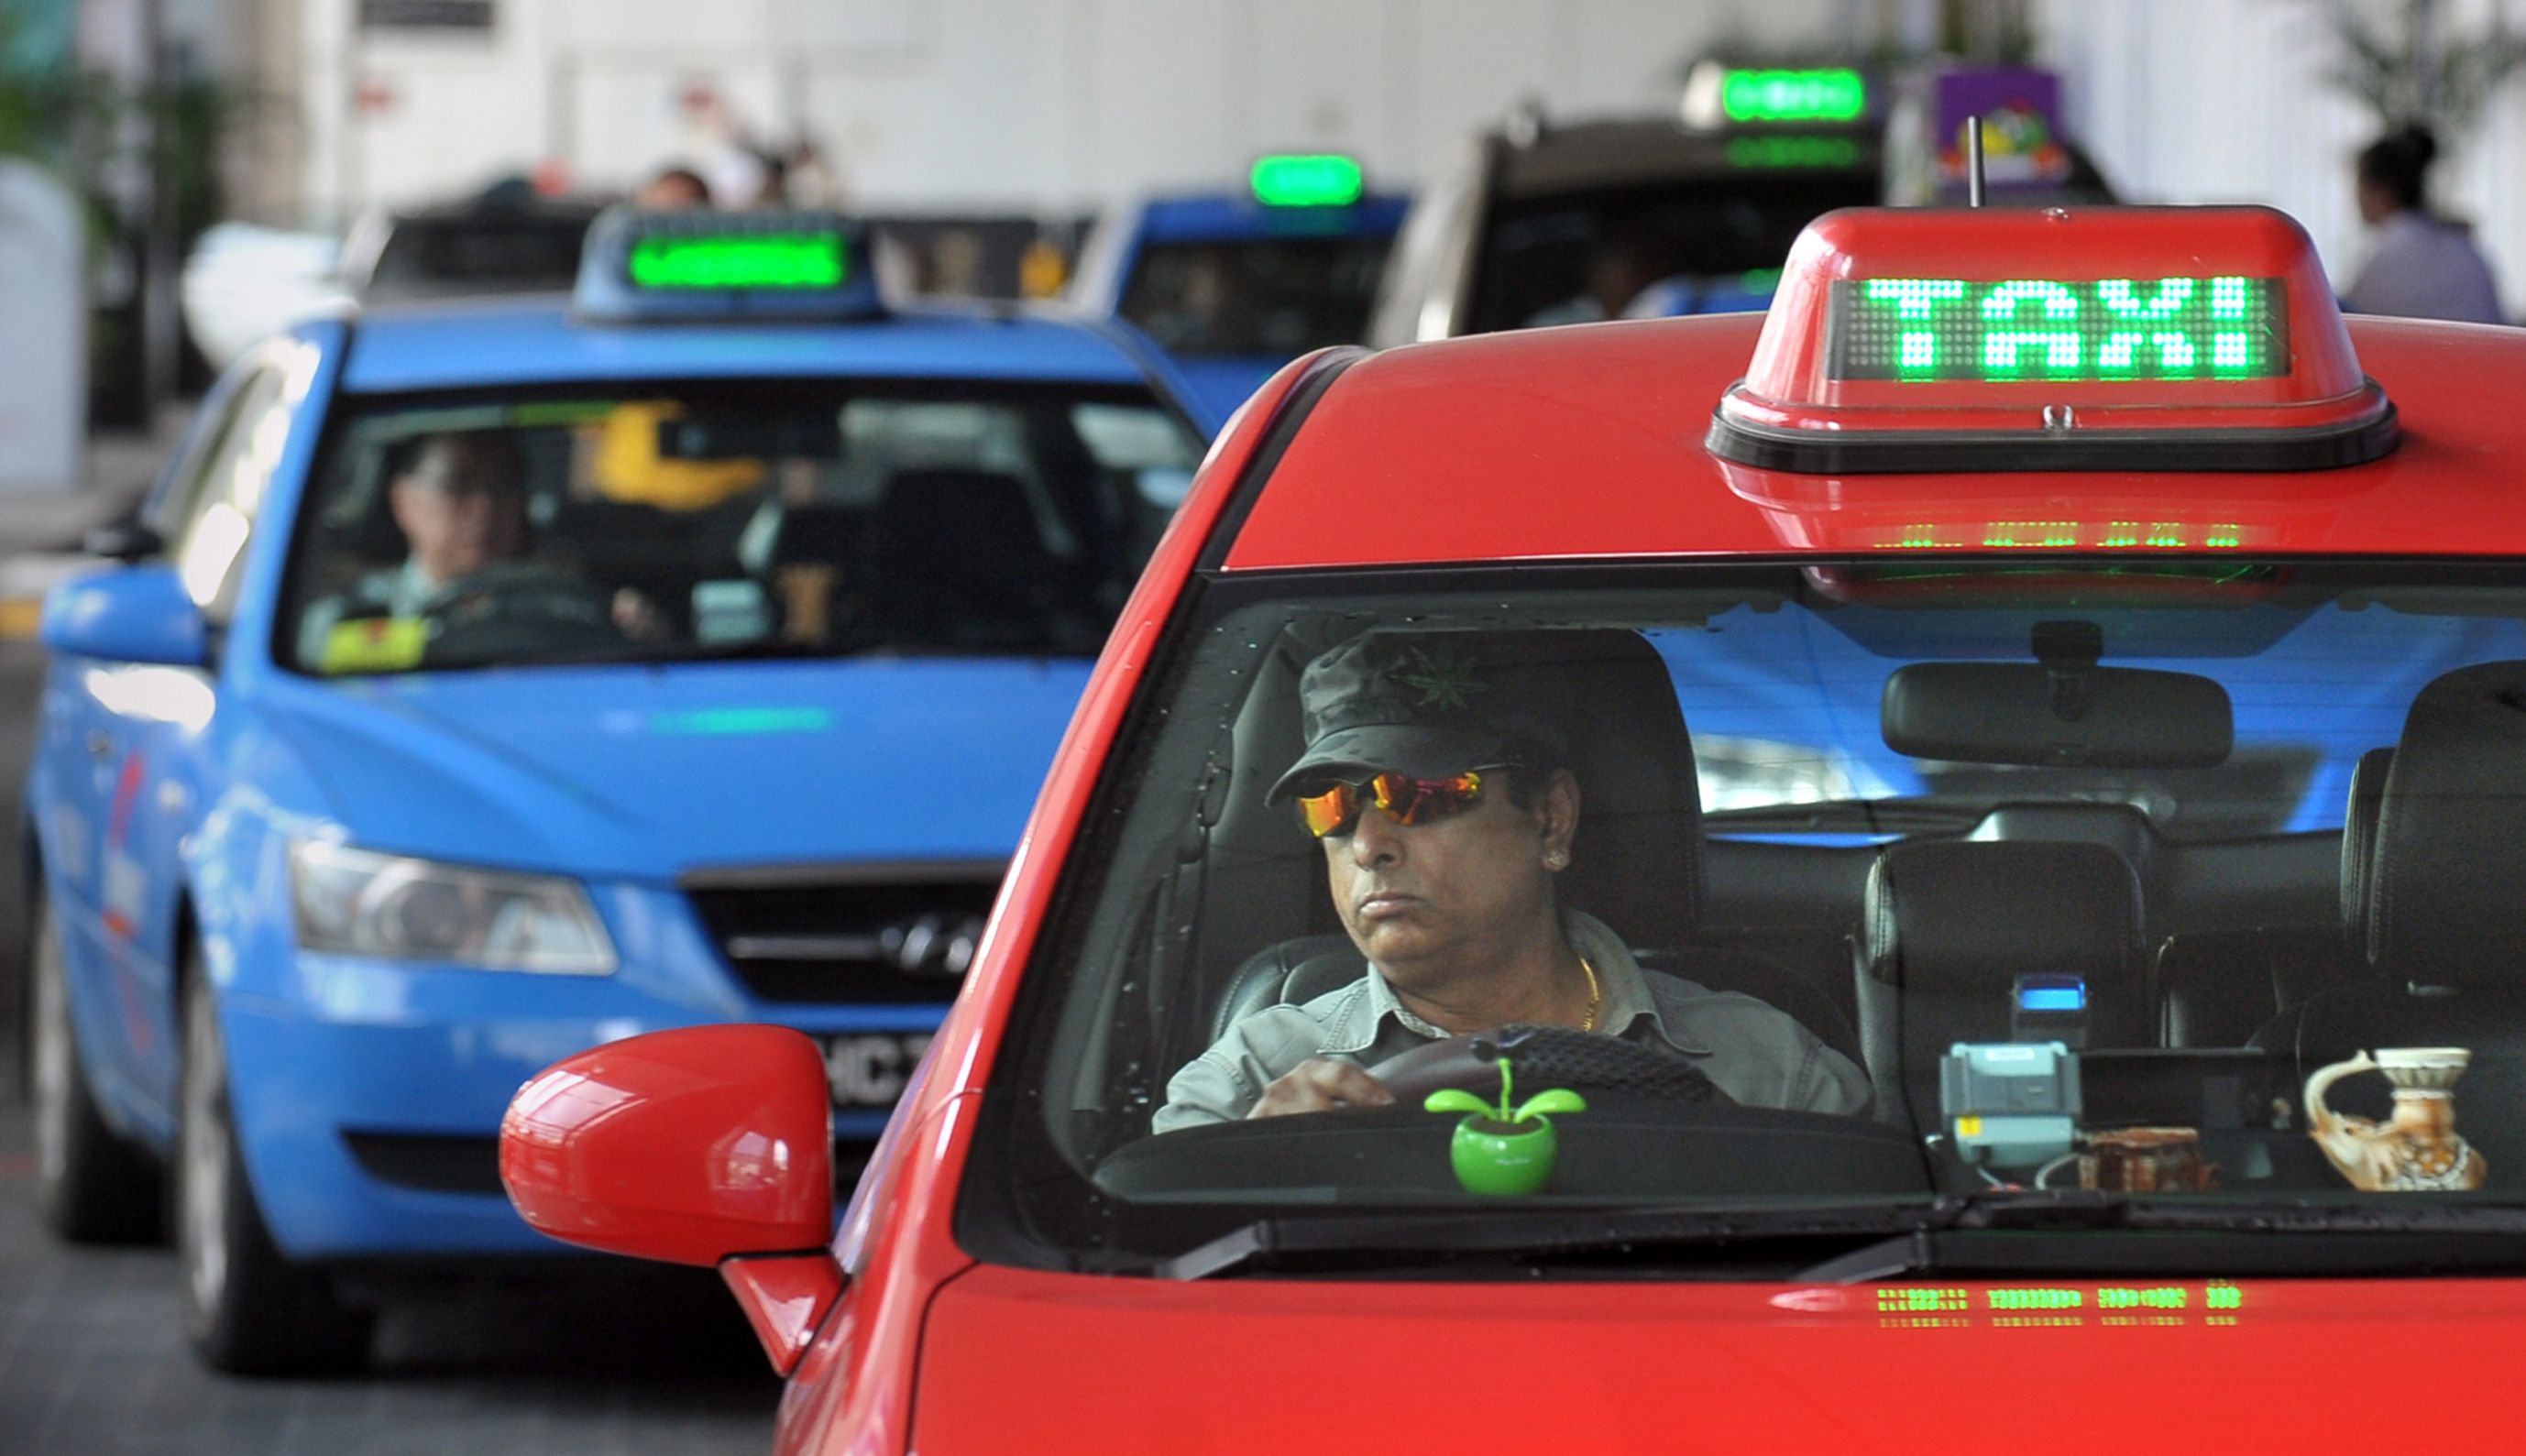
[1117,236,1395,357]
[276,381,1204,675]
[1471,173,1879,333]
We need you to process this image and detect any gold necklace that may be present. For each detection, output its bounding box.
[1578,956,1601,1033]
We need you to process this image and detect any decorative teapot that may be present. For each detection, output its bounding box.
[2304,1047,2487,1192]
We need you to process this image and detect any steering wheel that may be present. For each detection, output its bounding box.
[1365,1024,1731,1106]
[418,565,627,664]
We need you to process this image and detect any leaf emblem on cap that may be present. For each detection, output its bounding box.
[1395,645,1484,711]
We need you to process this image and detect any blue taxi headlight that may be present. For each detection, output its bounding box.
[289,839,617,975]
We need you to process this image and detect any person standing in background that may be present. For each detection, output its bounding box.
[635,166,713,210]
[2343,124,2506,324]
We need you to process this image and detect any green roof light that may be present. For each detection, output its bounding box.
[627,234,846,290]
[1721,68,1866,123]
[1726,135,1862,169]
[1249,154,1364,208]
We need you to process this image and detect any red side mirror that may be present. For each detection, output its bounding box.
[500,1024,835,1265]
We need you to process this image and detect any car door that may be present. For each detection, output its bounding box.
[50,347,298,1127]
[34,361,257,1132]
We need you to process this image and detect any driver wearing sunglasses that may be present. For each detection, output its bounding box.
[1155,631,1871,1131]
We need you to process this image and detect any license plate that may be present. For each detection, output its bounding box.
[816,1033,933,1108]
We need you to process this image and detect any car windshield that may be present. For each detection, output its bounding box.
[1466,173,1880,333]
[277,382,1204,674]
[973,561,2526,1277]
[1117,236,1393,356]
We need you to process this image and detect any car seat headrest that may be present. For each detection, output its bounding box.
[2342,745,2393,966]
[1865,839,2143,994]
[2370,661,2526,989]
[1500,629,1704,944]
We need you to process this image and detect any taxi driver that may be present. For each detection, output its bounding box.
[1155,632,1871,1130]
[297,430,664,668]
[391,430,533,588]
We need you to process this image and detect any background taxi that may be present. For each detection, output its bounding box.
[1071,154,1407,420]
[23,209,1210,1374]
[1369,60,2116,345]
[502,202,2526,1451]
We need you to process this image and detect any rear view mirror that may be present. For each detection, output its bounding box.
[655,411,843,462]
[1883,662,2233,768]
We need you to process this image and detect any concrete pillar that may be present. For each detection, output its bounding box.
[0,160,88,490]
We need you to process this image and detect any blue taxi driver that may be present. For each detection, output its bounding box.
[297,430,663,671]
[1155,632,1872,1130]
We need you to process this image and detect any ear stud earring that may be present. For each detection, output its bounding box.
[1543,849,1570,870]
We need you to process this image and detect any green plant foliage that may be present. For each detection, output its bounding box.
[0,8,80,166]
[1,5,248,408]
[1514,1088,1587,1122]
[2311,0,2526,141]
[1422,1052,1586,1127]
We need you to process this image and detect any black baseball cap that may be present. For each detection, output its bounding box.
[1265,632,1567,803]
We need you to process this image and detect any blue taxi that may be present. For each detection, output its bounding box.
[21,210,1212,1374]
[1071,154,1406,420]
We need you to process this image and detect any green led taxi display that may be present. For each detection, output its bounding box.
[1249,154,1365,208]
[626,233,847,290]
[1706,205,2399,474]
[576,207,883,323]
[1830,276,2288,382]
[1728,135,1864,170]
[1722,68,1866,123]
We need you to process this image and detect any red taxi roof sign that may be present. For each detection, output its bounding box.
[1707,206,2400,473]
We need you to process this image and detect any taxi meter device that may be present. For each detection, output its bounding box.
[1709,205,2400,473]
[1943,1042,2081,1171]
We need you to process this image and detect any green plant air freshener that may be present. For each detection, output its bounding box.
[1424,1047,1585,1196]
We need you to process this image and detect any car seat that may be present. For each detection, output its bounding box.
[2155,746,2388,1047]
[1859,839,2150,1128]
[2257,663,2526,1185]
[863,467,1085,651]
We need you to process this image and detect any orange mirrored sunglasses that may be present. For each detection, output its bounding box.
[1296,768,1503,838]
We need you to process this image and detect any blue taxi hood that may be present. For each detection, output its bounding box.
[259,658,1093,879]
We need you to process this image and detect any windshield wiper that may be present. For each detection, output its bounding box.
[1797,1193,2526,1282]
[1158,1202,1942,1280]
[1159,1194,2526,1282]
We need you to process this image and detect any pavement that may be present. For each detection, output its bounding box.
[0,411,785,1448]
[0,417,176,637]
[0,1100,781,1454]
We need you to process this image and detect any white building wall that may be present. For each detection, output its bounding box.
[303,0,1844,216]
[2037,0,2526,316]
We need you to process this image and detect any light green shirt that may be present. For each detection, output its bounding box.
[1155,911,1872,1131]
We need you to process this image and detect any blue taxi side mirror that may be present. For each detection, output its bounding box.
[41,565,209,667]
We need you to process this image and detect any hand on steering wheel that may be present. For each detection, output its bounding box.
[1244,1057,1399,1119]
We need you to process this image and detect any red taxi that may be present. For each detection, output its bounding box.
[499,204,2526,1452]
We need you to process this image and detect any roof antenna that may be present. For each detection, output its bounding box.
[1966,115,1987,208]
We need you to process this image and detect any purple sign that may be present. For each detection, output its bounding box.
[1935,67,2072,195]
